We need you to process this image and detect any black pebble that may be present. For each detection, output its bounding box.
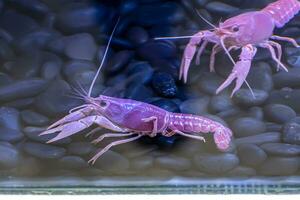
[0,127,24,143]
[282,122,300,145]
[152,72,177,97]
[150,98,180,113]
[105,50,134,75]
[23,142,66,159]
[237,144,267,167]
[233,89,268,107]
[0,79,48,102]
[264,104,296,124]
[21,110,49,126]
[231,117,266,138]
[0,142,20,169]
[126,26,149,46]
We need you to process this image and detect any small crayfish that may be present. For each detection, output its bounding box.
[40,19,233,164]
[168,0,300,96]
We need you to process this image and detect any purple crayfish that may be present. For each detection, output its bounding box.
[40,20,233,164]
[177,0,300,96]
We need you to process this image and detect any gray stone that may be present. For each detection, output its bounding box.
[155,155,191,171]
[193,153,239,174]
[235,132,281,145]
[134,2,184,26]
[198,72,225,95]
[282,122,300,145]
[23,142,66,159]
[3,97,35,110]
[231,117,266,138]
[258,157,299,176]
[237,144,267,167]
[209,94,234,113]
[130,156,154,171]
[0,79,48,102]
[56,3,109,33]
[67,142,95,156]
[35,80,82,117]
[246,62,273,92]
[13,156,41,177]
[0,127,23,143]
[205,1,239,15]
[273,68,300,88]
[0,107,21,130]
[180,96,210,115]
[264,104,296,124]
[94,150,130,172]
[233,89,268,107]
[0,142,20,169]
[21,110,49,126]
[227,166,256,176]
[260,143,300,156]
[58,156,88,170]
[248,107,264,120]
[0,10,39,39]
[64,33,97,61]
[267,88,300,112]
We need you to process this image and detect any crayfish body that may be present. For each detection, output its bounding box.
[179,0,300,96]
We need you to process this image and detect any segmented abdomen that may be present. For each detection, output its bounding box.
[262,0,300,28]
[168,113,224,134]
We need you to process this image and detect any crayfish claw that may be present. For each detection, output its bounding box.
[231,74,248,97]
[179,57,193,83]
[39,126,62,136]
[216,45,256,96]
[216,72,237,95]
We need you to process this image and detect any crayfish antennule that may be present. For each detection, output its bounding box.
[88,17,120,98]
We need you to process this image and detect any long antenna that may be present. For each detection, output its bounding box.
[195,9,217,29]
[88,17,120,97]
[220,36,236,65]
[155,35,203,40]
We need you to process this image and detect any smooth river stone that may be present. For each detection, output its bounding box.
[23,142,66,159]
[260,143,300,156]
[264,104,296,124]
[0,107,21,130]
[57,156,88,170]
[209,94,234,113]
[258,157,299,176]
[67,142,95,156]
[20,110,49,126]
[155,155,191,171]
[0,142,20,169]
[233,89,268,107]
[130,156,154,171]
[273,68,300,88]
[226,166,256,176]
[93,150,130,172]
[237,144,267,167]
[231,117,266,138]
[282,122,300,145]
[0,79,48,102]
[193,153,239,174]
[0,127,24,143]
[235,132,281,146]
[64,33,97,61]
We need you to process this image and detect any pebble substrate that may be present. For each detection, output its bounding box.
[0,0,300,179]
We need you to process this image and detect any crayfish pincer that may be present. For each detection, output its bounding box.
[176,0,300,97]
[39,19,233,165]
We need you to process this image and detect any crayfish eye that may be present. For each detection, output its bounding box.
[99,100,107,107]
[232,26,239,32]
